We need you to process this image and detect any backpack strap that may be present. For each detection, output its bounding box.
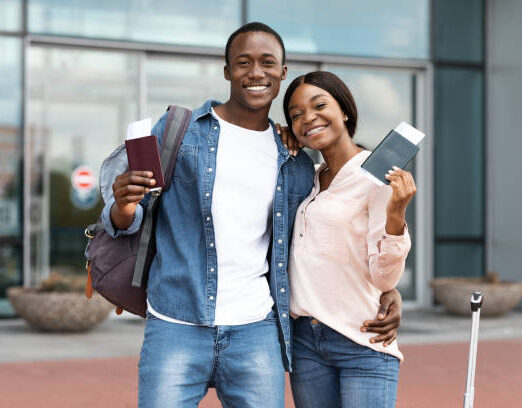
[132,106,192,288]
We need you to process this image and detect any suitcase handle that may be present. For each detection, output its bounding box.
[470,291,483,312]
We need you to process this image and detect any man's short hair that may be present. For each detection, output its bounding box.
[225,22,286,65]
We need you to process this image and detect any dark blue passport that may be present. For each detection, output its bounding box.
[361,123,423,185]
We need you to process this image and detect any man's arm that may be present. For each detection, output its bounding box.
[360,288,402,347]
[109,112,167,230]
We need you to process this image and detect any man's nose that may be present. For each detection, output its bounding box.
[248,63,264,79]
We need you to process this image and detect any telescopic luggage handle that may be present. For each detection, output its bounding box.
[463,291,483,408]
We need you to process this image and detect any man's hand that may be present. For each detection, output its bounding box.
[361,288,402,347]
[110,170,155,230]
[276,123,302,156]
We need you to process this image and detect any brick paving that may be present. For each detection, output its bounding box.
[1,339,521,407]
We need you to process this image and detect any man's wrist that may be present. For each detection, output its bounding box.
[110,203,135,231]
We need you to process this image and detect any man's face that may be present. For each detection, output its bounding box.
[225,31,287,111]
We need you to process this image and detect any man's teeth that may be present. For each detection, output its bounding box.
[247,85,268,91]
[306,126,325,136]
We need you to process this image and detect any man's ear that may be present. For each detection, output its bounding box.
[281,65,288,81]
[224,64,230,81]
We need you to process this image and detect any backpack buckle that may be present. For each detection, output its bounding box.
[84,227,95,239]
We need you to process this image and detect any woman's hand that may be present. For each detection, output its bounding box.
[275,123,302,156]
[384,167,416,235]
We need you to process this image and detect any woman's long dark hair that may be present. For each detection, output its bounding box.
[283,71,358,138]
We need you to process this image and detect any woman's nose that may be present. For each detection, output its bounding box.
[303,111,317,124]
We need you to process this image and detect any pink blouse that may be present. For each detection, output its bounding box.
[289,150,411,361]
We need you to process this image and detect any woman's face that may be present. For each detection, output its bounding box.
[287,83,349,151]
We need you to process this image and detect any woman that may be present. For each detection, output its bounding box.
[283,71,416,408]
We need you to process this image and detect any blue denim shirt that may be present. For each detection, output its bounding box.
[102,100,314,370]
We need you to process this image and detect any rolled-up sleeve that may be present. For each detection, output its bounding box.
[101,197,144,238]
[367,185,411,291]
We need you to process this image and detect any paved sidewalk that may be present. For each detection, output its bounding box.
[1,309,522,407]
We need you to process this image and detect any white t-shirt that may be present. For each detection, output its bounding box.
[148,109,278,325]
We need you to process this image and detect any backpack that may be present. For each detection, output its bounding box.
[84,105,192,317]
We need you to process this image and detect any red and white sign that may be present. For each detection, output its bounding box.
[71,165,97,193]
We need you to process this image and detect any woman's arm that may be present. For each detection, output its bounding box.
[366,168,416,291]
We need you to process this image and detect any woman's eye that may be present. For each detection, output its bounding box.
[291,114,301,121]
[315,103,326,109]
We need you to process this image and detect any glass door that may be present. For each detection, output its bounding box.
[26,45,139,281]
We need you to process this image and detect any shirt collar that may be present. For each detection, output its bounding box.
[193,100,222,121]
[194,100,293,161]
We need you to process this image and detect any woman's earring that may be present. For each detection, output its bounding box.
[343,115,349,122]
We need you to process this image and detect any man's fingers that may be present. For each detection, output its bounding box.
[377,296,393,319]
[114,184,150,197]
[116,194,146,204]
[383,334,398,347]
[369,331,396,344]
[115,170,153,181]
[113,171,156,201]
[362,312,400,328]
[361,322,397,334]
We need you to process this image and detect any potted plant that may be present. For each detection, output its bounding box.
[431,272,522,317]
[7,272,113,332]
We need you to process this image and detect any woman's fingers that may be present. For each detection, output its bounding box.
[385,169,416,199]
[276,123,299,156]
[275,123,286,147]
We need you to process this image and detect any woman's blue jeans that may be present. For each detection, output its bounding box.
[290,317,400,408]
[138,310,285,408]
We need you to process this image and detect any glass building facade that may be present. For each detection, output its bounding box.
[0,0,486,315]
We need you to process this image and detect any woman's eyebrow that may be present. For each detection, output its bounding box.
[288,93,328,111]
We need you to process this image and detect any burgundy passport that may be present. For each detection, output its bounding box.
[125,135,165,189]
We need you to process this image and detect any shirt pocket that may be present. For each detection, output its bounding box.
[173,144,198,185]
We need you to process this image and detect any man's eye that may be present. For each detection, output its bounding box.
[238,61,249,65]
[263,60,276,65]
[315,103,326,109]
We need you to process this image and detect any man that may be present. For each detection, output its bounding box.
[103,22,402,407]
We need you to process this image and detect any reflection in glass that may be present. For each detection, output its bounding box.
[0,37,22,307]
[248,0,429,59]
[0,38,22,237]
[29,0,241,48]
[0,0,22,32]
[146,56,230,119]
[28,46,139,277]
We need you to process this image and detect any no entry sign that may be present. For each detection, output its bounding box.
[70,165,99,210]
[71,165,96,193]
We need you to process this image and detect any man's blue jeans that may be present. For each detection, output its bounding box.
[290,317,400,408]
[138,310,285,407]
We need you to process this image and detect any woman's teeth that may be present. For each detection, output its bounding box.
[306,126,325,136]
